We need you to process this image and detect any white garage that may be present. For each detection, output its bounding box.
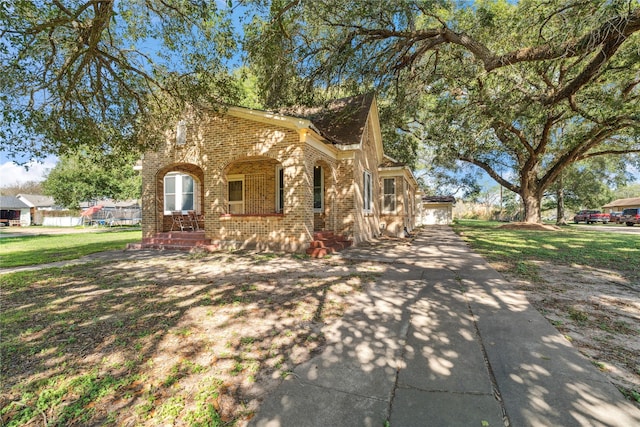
[419,196,456,225]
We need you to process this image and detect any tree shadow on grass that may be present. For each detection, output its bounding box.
[0,252,381,425]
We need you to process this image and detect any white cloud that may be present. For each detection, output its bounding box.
[0,158,57,186]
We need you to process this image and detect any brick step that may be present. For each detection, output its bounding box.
[128,231,217,252]
[313,231,335,240]
[143,237,212,246]
[307,232,352,258]
[306,247,337,257]
[129,243,219,252]
[153,231,207,240]
[308,239,351,250]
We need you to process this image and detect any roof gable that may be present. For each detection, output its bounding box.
[17,194,56,207]
[275,93,375,145]
[602,197,640,208]
[306,93,375,145]
[0,195,30,209]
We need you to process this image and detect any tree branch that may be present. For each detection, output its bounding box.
[577,148,640,160]
[459,155,520,193]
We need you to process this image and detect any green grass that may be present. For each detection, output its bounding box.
[451,219,640,277]
[0,230,142,268]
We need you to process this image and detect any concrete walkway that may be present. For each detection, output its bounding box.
[249,226,640,427]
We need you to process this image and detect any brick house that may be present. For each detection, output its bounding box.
[139,93,419,253]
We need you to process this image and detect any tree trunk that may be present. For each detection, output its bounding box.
[556,174,567,226]
[522,192,542,223]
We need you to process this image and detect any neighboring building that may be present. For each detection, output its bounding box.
[602,197,640,212]
[139,93,419,252]
[16,194,57,225]
[419,196,456,225]
[0,195,31,226]
[379,155,421,236]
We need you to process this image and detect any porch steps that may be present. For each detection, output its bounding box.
[306,231,352,258]
[128,231,219,252]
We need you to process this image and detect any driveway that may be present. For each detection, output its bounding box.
[574,224,640,235]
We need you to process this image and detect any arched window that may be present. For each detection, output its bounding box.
[164,172,195,214]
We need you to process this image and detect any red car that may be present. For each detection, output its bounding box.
[609,212,623,223]
[573,210,610,224]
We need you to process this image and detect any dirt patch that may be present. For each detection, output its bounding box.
[492,260,640,405]
[0,252,384,426]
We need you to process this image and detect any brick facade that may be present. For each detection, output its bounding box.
[141,97,418,252]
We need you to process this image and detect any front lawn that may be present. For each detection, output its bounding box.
[0,252,382,426]
[451,219,639,276]
[0,230,142,268]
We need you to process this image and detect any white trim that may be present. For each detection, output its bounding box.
[383,153,400,163]
[163,172,196,214]
[382,177,396,213]
[379,166,419,188]
[304,131,339,158]
[228,174,245,214]
[227,106,312,131]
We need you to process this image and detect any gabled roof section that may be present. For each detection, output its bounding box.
[0,195,30,209]
[17,194,56,207]
[423,195,456,204]
[278,93,375,145]
[307,93,375,145]
[379,154,419,187]
[379,154,405,168]
[602,197,640,208]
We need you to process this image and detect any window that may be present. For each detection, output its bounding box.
[314,166,324,212]
[276,166,284,213]
[383,178,396,213]
[176,120,186,145]
[228,175,244,214]
[164,173,195,214]
[404,180,409,214]
[363,170,372,213]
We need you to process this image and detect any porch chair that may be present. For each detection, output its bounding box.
[171,211,193,231]
[187,211,204,231]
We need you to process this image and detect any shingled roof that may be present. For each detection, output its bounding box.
[0,195,30,209]
[422,195,456,204]
[17,194,56,208]
[279,93,375,145]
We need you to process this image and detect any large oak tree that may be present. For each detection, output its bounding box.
[1,0,240,160]
[246,0,640,222]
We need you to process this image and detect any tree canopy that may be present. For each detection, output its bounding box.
[245,0,640,222]
[3,1,639,223]
[1,0,241,160]
[42,150,140,209]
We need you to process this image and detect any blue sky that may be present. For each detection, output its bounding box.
[0,0,247,186]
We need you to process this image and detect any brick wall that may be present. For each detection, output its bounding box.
[142,113,314,251]
[349,116,382,244]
